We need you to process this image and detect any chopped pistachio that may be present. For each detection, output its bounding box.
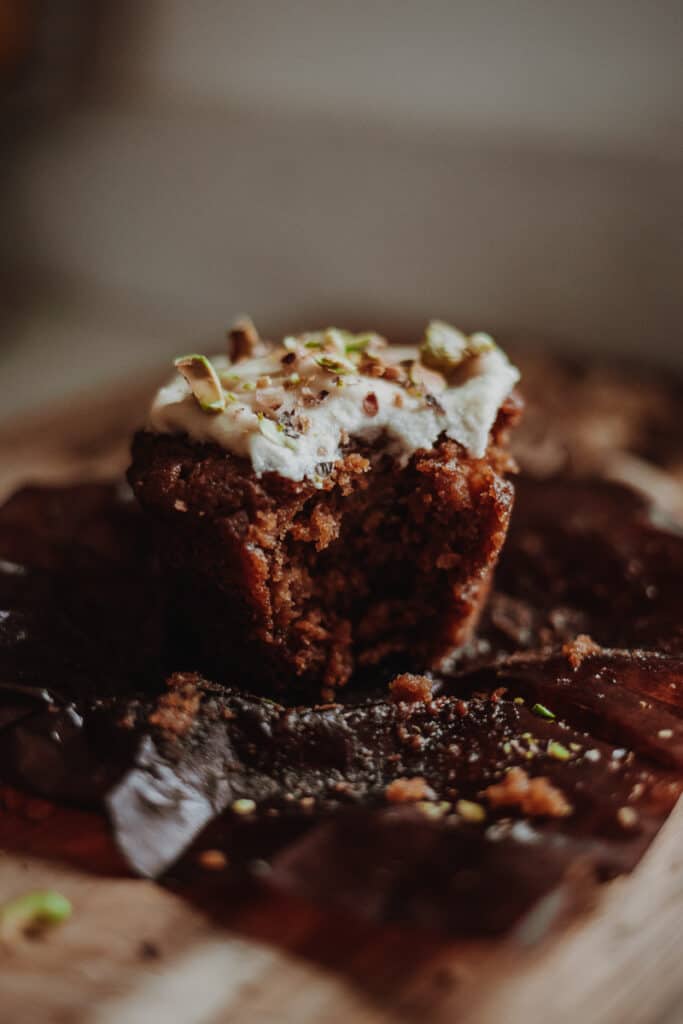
[0,890,72,939]
[532,703,556,720]
[257,413,280,442]
[456,799,486,823]
[232,798,256,816]
[569,742,582,752]
[547,740,572,761]
[502,741,512,754]
[283,372,301,389]
[315,355,353,375]
[240,380,256,391]
[298,330,331,349]
[343,330,385,354]
[300,328,384,356]
[322,327,349,354]
[513,697,525,705]
[468,332,496,354]
[421,321,468,369]
[416,800,451,820]
[227,315,262,361]
[257,414,298,451]
[174,354,226,413]
[420,321,496,375]
[344,334,373,353]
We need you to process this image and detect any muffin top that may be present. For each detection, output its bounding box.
[147,319,520,482]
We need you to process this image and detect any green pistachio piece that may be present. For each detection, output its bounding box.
[174,354,226,413]
[315,355,353,375]
[299,328,385,357]
[456,799,486,823]
[322,328,349,355]
[324,329,385,354]
[420,321,496,375]
[416,800,451,820]
[232,798,256,815]
[227,315,263,361]
[257,414,298,451]
[0,890,72,940]
[547,740,572,761]
[468,331,496,354]
[532,703,556,720]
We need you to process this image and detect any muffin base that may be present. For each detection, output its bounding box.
[128,403,519,694]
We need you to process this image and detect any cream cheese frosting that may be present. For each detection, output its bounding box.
[147,322,520,483]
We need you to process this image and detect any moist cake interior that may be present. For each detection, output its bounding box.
[135,426,514,696]
[262,436,512,691]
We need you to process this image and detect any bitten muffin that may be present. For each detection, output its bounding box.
[128,319,521,695]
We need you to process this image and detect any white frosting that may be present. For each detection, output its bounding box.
[148,329,520,482]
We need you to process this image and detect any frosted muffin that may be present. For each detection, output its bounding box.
[128,319,521,695]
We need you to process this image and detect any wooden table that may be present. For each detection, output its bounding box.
[0,382,682,1024]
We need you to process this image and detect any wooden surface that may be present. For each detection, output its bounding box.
[0,384,682,1024]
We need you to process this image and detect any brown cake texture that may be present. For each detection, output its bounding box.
[128,324,521,695]
[129,404,518,696]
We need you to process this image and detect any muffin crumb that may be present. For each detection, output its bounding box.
[563,633,602,670]
[483,766,572,818]
[385,776,436,803]
[148,672,201,737]
[389,673,434,704]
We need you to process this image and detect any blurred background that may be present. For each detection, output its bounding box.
[1,0,681,423]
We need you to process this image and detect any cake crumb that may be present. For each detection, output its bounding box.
[149,672,201,737]
[562,633,601,670]
[389,673,433,704]
[198,849,228,870]
[385,777,436,803]
[483,766,572,818]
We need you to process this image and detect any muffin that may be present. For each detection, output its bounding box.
[128,319,521,695]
